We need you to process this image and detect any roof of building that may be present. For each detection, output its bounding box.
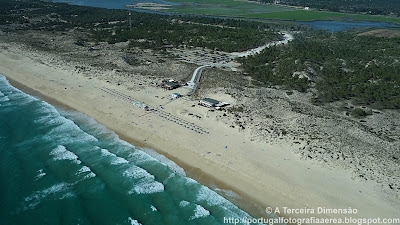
[163,81,179,87]
[201,98,220,104]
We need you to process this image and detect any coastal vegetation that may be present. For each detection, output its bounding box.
[0,0,127,26]
[162,0,400,23]
[255,0,400,17]
[163,0,293,16]
[1,0,399,205]
[91,19,279,52]
[246,10,400,23]
[351,108,372,118]
[239,31,400,109]
[0,0,281,52]
[2,0,400,110]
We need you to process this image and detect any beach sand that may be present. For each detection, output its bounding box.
[1,43,399,224]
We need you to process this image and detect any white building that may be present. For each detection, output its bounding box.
[171,93,181,99]
[199,98,220,108]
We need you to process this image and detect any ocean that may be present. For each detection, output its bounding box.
[0,74,262,225]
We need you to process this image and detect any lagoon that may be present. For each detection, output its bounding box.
[297,19,400,32]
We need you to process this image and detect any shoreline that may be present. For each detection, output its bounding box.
[4,73,271,221]
[1,42,399,224]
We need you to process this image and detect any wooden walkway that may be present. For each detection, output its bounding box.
[100,87,209,135]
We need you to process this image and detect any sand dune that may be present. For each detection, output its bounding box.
[1,41,399,224]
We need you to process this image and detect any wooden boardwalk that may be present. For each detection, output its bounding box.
[100,87,209,135]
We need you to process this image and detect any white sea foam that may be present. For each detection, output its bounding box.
[141,148,186,176]
[195,185,256,221]
[124,168,164,194]
[123,166,153,180]
[123,165,165,194]
[111,157,129,165]
[101,149,129,165]
[163,172,176,185]
[34,105,62,125]
[129,181,164,195]
[45,126,98,145]
[185,177,198,185]
[0,75,8,84]
[196,186,233,207]
[117,139,135,149]
[44,117,68,127]
[47,118,99,145]
[101,148,116,157]
[62,110,135,150]
[59,192,76,200]
[39,110,99,145]
[35,102,60,116]
[189,204,210,220]
[76,166,91,174]
[34,115,53,124]
[0,96,9,102]
[24,183,68,201]
[24,182,74,209]
[128,150,158,164]
[0,75,257,222]
[214,188,242,199]
[34,169,46,181]
[125,169,165,195]
[0,76,19,105]
[70,133,98,144]
[75,166,96,180]
[128,217,142,225]
[83,172,96,179]
[7,91,36,106]
[179,200,190,208]
[63,111,111,134]
[48,119,78,133]
[50,145,81,164]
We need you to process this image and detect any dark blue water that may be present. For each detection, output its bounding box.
[297,20,400,32]
[0,74,266,225]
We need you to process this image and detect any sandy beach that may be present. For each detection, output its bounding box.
[1,41,399,224]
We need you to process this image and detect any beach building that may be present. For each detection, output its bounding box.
[199,98,220,108]
[199,98,230,109]
[132,101,149,110]
[161,81,180,90]
[171,93,181,99]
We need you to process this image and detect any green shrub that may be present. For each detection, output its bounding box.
[351,108,372,118]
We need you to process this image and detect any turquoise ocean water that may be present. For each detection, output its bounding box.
[0,74,261,225]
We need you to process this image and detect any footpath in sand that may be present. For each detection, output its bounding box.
[0,43,399,224]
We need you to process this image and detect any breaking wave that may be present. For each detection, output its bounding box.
[1,74,265,225]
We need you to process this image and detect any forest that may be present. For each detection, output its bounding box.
[92,22,278,52]
[239,31,400,109]
[0,0,281,52]
[2,0,399,109]
[255,0,400,17]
